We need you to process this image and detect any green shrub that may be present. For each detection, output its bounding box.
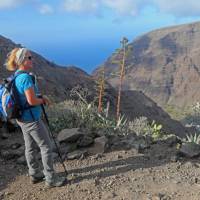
[148,120,163,140]
[47,101,79,133]
[46,87,163,139]
[128,117,163,140]
[128,117,149,136]
[69,86,129,135]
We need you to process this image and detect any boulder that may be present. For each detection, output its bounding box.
[10,143,21,150]
[179,142,200,158]
[164,135,181,147]
[16,156,26,165]
[120,135,150,151]
[14,146,25,157]
[0,147,25,160]
[60,142,78,154]
[88,136,108,155]
[67,149,87,160]
[1,132,10,140]
[0,150,16,160]
[77,135,94,147]
[57,128,84,143]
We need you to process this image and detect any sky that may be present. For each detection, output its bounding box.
[1,0,200,73]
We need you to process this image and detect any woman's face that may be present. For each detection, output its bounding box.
[22,51,33,70]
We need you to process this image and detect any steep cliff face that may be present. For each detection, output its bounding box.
[93,21,200,108]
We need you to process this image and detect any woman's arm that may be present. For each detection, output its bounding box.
[24,87,45,106]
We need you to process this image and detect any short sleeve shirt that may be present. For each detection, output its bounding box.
[14,70,42,121]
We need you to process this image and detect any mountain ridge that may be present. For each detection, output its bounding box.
[93,21,200,109]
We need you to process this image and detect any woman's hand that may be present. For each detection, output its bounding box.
[42,95,52,106]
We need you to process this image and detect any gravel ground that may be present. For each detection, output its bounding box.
[1,132,200,200]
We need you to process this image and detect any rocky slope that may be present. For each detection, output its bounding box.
[93,21,200,109]
[1,129,200,200]
[0,35,189,136]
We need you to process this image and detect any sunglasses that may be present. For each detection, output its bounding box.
[25,56,32,60]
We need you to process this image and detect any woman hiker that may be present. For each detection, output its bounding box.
[5,47,66,187]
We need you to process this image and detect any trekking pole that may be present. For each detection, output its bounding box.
[41,103,68,177]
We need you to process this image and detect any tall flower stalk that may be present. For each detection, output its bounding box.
[116,37,129,121]
[98,66,105,113]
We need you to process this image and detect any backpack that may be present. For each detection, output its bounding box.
[0,72,33,121]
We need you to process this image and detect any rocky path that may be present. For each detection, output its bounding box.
[1,132,200,200]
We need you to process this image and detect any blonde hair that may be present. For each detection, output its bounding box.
[6,48,19,71]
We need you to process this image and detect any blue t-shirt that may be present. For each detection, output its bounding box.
[14,70,42,121]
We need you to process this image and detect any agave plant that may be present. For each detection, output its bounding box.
[97,113,127,132]
[185,133,200,144]
[115,114,127,130]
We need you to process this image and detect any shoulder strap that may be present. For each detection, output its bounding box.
[14,70,29,78]
[12,71,36,121]
[8,71,28,85]
[14,71,36,84]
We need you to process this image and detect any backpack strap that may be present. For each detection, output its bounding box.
[13,71,36,121]
[14,70,29,79]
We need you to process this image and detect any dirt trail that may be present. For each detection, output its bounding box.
[1,132,200,200]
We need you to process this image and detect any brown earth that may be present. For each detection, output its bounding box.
[1,130,200,200]
[93,21,200,109]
